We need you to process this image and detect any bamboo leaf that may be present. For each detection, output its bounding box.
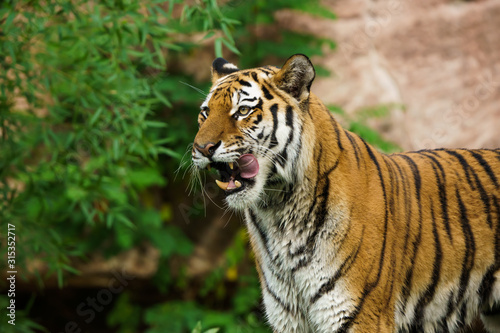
[214,38,223,58]
[221,38,240,55]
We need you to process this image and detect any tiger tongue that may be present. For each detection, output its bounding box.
[238,154,259,179]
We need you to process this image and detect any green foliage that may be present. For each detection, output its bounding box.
[191,322,220,333]
[107,293,142,333]
[1,0,187,285]
[109,278,268,333]
[0,0,202,329]
[0,295,46,333]
[218,0,336,72]
[329,104,402,153]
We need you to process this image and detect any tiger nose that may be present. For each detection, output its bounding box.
[194,141,221,158]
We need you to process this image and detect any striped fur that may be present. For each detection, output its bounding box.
[192,54,500,332]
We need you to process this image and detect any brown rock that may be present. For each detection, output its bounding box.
[276,0,500,150]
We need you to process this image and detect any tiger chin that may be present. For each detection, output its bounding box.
[191,54,500,333]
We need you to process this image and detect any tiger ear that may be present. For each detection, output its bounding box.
[274,54,315,102]
[211,58,240,84]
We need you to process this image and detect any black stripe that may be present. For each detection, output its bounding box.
[269,104,279,148]
[291,145,341,273]
[470,150,499,187]
[285,105,293,128]
[400,154,422,198]
[442,291,456,327]
[285,106,294,145]
[493,195,500,255]
[260,67,274,75]
[303,194,319,235]
[328,113,344,151]
[237,79,251,87]
[261,84,274,100]
[292,173,331,273]
[247,210,271,259]
[392,156,412,256]
[383,157,401,308]
[479,267,497,306]
[341,141,389,331]
[463,155,493,228]
[459,302,468,326]
[452,185,475,320]
[384,156,398,218]
[250,72,258,82]
[422,151,453,242]
[261,270,294,314]
[290,129,303,180]
[345,130,361,167]
[412,203,442,327]
[310,228,364,304]
[277,147,288,168]
[289,244,306,258]
[400,229,423,319]
[254,113,263,126]
[479,195,500,304]
[241,97,257,103]
[443,150,476,190]
[438,297,453,333]
[280,183,295,207]
[395,154,423,315]
[270,164,277,176]
[253,97,263,112]
[384,157,413,313]
[291,257,309,274]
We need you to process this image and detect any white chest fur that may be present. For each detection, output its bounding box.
[244,188,356,333]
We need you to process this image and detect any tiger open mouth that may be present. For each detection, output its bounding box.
[208,154,259,194]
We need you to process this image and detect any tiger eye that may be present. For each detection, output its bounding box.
[238,106,251,115]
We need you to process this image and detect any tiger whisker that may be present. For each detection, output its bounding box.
[263,187,288,193]
[179,81,207,97]
[175,143,195,180]
[198,174,225,211]
[221,204,235,229]
[258,145,286,165]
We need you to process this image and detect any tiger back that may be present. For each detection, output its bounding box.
[191,54,500,333]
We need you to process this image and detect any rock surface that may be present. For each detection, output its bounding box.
[276,0,500,150]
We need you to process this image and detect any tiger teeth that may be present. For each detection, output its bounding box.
[215,179,242,190]
[215,179,229,191]
[228,162,234,170]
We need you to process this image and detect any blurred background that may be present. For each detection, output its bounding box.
[0,0,499,332]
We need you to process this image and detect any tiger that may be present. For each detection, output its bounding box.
[191,54,500,333]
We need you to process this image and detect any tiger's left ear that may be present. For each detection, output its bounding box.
[274,54,316,102]
[211,58,240,84]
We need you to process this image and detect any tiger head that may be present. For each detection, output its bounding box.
[192,54,316,210]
